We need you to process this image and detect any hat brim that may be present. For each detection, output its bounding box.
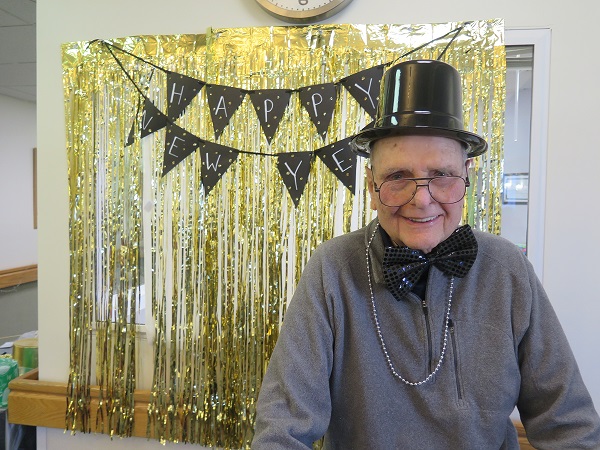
[351,125,488,158]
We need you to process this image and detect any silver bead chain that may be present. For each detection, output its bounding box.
[365,225,454,386]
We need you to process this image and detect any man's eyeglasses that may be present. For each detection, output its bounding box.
[372,175,470,207]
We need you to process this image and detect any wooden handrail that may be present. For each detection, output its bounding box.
[0,265,38,289]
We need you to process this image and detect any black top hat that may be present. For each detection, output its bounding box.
[351,59,488,158]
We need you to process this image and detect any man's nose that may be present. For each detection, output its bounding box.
[410,183,434,206]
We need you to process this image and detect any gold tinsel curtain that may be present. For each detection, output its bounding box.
[62,19,505,448]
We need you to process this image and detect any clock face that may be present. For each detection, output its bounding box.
[255,0,353,23]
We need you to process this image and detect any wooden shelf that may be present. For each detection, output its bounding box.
[7,369,151,437]
[8,369,533,447]
[0,265,38,289]
[517,422,535,450]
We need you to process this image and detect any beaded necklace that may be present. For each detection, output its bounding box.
[365,224,454,386]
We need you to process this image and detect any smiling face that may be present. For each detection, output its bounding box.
[367,135,469,254]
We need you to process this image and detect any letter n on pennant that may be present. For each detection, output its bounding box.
[140,98,169,138]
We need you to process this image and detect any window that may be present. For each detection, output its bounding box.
[503,30,551,280]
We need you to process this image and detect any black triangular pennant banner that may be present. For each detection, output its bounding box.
[205,84,246,140]
[248,89,292,144]
[161,123,202,176]
[316,137,357,194]
[200,141,239,195]
[140,98,170,138]
[277,152,313,207]
[125,100,142,147]
[298,83,337,139]
[125,118,136,147]
[166,71,205,121]
[340,65,385,119]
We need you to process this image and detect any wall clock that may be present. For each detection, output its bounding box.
[255,0,354,24]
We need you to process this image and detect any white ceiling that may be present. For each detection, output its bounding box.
[0,0,36,103]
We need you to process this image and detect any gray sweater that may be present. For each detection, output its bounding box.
[252,220,600,449]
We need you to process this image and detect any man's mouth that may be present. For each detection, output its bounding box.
[407,215,438,223]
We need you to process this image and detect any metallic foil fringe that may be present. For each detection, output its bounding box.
[62,20,504,448]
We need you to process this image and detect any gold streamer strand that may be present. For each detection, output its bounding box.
[64,40,146,436]
[65,55,94,433]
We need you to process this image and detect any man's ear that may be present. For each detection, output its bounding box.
[365,165,378,211]
[465,158,474,176]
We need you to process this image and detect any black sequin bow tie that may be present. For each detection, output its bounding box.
[382,224,478,301]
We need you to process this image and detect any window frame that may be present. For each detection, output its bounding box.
[505,28,551,281]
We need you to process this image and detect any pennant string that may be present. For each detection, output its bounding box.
[437,22,471,60]
[101,39,167,72]
[100,21,470,96]
[104,40,353,159]
[102,43,310,159]
[387,22,472,67]
[100,22,472,185]
[103,42,152,100]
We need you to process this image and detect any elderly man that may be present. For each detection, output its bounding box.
[252,60,600,449]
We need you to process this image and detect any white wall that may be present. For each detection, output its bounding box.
[37,0,600,447]
[0,94,37,270]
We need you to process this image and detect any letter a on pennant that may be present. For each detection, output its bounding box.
[205,84,246,140]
